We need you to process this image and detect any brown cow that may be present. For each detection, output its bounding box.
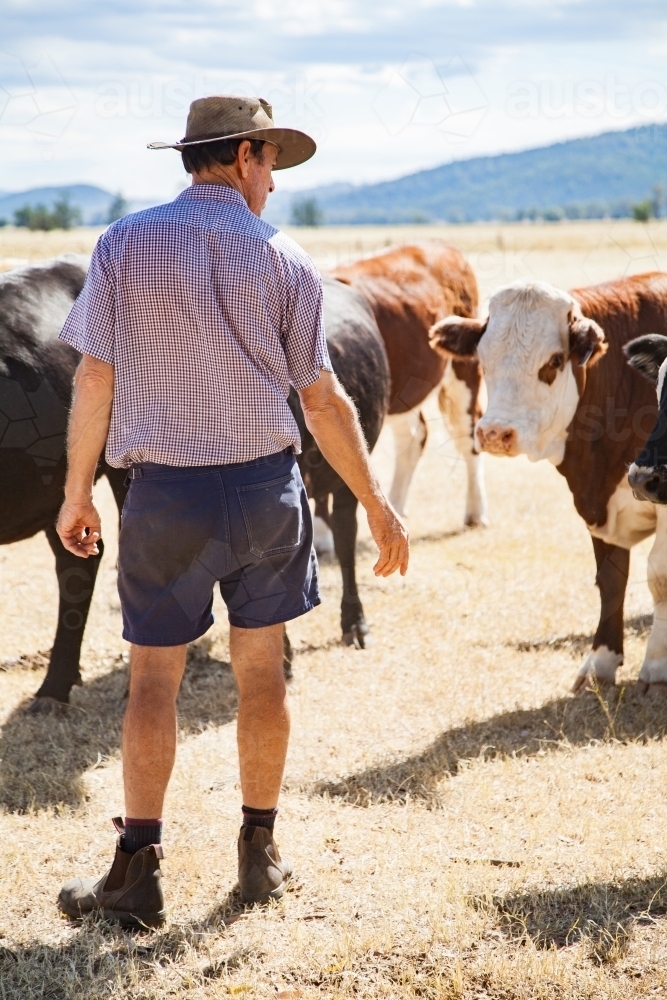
[328,242,487,530]
[430,274,667,693]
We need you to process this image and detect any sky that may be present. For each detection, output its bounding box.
[1,0,667,201]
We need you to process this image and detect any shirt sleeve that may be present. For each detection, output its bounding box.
[58,234,116,365]
[281,254,333,390]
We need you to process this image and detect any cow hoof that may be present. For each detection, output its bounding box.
[28,696,69,716]
[464,515,489,528]
[571,674,615,696]
[571,646,622,694]
[342,624,372,649]
[637,662,667,694]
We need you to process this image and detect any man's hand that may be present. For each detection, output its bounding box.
[366,500,409,577]
[57,353,114,558]
[56,500,102,558]
[299,371,410,577]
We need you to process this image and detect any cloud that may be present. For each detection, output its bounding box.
[2,1,667,72]
[0,1,666,197]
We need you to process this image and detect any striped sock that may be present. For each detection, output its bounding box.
[242,805,278,840]
[124,818,163,854]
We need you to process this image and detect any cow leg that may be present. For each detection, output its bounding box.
[331,483,368,648]
[572,536,629,693]
[313,493,334,555]
[438,366,488,527]
[387,409,428,517]
[462,452,488,527]
[638,505,667,693]
[32,524,104,709]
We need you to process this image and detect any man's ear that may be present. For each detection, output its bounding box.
[568,313,607,367]
[236,138,253,179]
[623,334,667,384]
[429,316,487,358]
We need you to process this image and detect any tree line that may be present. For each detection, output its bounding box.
[0,192,129,231]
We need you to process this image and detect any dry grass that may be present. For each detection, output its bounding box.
[2,223,667,997]
[0,225,105,271]
[5,215,667,297]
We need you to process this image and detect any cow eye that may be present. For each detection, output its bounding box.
[538,353,564,385]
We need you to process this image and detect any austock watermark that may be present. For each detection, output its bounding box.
[0,375,68,484]
[467,239,537,289]
[507,74,667,121]
[372,54,488,141]
[568,398,663,444]
[0,52,76,152]
[57,566,95,631]
[93,74,326,126]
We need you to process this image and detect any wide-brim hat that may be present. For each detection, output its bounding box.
[148,95,316,170]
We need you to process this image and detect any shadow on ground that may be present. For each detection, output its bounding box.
[3,872,667,994]
[313,618,666,807]
[0,884,257,1000]
[485,871,667,962]
[0,643,238,813]
[509,614,652,658]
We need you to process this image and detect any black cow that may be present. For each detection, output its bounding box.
[0,255,127,711]
[1,259,389,709]
[625,334,667,503]
[291,276,390,648]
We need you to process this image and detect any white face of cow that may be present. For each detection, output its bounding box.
[474,282,597,464]
[429,281,607,466]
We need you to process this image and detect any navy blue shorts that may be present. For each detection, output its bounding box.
[117,449,320,646]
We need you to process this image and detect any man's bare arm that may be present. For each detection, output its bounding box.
[56,354,115,558]
[298,369,409,577]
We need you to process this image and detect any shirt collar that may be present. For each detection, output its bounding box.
[176,183,247,207]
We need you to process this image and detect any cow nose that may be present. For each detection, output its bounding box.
[477,424,517,455]
[628,464,664,502]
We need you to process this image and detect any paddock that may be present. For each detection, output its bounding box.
[1,221,667,998]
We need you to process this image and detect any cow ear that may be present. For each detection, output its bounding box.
[623,334,667,384]
[568,314,607,367]
[429,316,487,358]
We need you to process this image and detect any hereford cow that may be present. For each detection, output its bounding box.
[330,242,488,528]
[1,258,389,710]
[430,274,667,693]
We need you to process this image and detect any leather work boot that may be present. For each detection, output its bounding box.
[238,826,293,904]
[58,818,166,928]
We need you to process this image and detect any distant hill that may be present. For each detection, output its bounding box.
[0,185,161,226]
[6,124,667,229]
[266,124,667,226]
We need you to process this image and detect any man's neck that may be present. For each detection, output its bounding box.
[191,165,243,196]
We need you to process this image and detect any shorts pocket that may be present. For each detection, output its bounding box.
[237,473,304,559]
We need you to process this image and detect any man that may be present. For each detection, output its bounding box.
[56,95,409,927]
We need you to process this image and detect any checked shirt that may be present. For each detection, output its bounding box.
[59,184,332,468]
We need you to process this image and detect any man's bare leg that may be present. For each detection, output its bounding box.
[122,627,288,815]
[230,623,289,808]
[59,643,185,924]
[123,643,187,817]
